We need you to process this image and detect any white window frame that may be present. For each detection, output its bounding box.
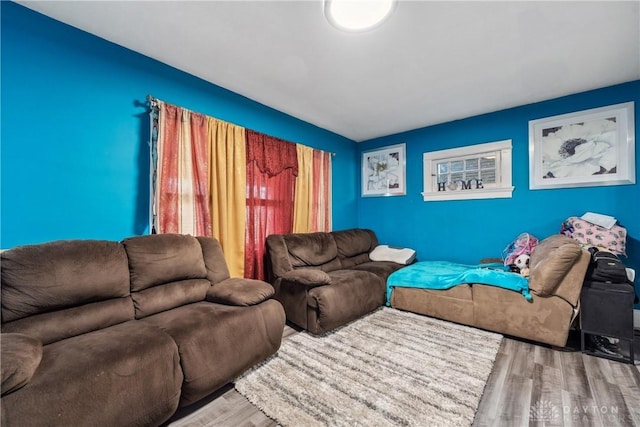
[422,139,514,201]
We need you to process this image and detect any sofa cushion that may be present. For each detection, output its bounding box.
[391,286,474,325]
[196,236,231,285]
[132,279,211,319]
[306,270,385,334]
[285,232,339,268]
[123,234,207,291]
[529,236,583,296]
[473,284,574,347]
[206,278,275,306]
[1,333,43,396]
[529,234,577,269]
[333,229,377,258]
[1,240,130,323]
[333,229,378,268]
[1,297,135,345]
[0,321,183,427]
[348,261,406,282]
[140,300,285,406]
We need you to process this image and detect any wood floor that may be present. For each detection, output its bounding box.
[166,326,640,427]
[473,331,640,427]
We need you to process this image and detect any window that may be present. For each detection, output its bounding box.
[422,140,514,201]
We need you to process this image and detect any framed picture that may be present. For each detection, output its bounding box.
[529,102,635,190]
[362,143,406,197]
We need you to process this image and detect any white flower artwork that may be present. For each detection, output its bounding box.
[366,152,400,191]
[361,143,406,196]
[529,102,635,190]
[541,117,618,179]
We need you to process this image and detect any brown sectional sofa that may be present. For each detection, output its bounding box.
[266,228,406,334]
[390,235,591,347]
[1,234,285,427]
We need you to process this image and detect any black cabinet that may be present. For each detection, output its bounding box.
[580,281,635,364]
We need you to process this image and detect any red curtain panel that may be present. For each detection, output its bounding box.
[245,130,298,280]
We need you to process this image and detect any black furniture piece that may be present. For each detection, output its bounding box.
[580,280,635,364]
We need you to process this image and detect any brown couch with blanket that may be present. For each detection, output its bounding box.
[1,234,285,427]
[266,228,407,335]
[390,235,591,347]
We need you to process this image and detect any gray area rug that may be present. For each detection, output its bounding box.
[234,307,502,426]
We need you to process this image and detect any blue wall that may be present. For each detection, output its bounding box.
[358,80,640,306]
[3,3,638,305]
[0,2,358,248]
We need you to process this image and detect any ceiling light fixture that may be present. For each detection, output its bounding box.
[325,0,395,32]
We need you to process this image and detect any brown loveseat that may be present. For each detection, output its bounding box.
[1,234,285,427]
[266,228,406,335]
[390,235,591,347]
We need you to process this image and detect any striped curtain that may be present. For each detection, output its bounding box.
[293,146,332,233]
[152,99,332,280]
[312,149,332,232]
[156,102,212,236]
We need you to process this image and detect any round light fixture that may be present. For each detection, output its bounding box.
[325,0,395,32]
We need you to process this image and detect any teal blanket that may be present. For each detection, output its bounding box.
[386,261,532,304]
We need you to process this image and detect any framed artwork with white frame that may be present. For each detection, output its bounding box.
[362,143,406,197]
[529,102,635,190]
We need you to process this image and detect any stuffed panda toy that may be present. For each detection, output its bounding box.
[513,254,530,277]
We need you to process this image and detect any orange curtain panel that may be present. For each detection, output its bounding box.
[314,149,332,232]
[156,102,211,236]
[293,146,332,233]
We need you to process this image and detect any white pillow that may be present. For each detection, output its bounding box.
[369,245,416,265]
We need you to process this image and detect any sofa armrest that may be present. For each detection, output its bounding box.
[206,278,275,306]
[266,234,294,280]
[1,333,43,396]
[529,243,583,297]
[280,269,332,287]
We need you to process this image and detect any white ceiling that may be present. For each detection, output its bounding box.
[17,1,640,142]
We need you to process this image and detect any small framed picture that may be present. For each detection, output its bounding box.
[529,102,635,190]
[362,143,406,197]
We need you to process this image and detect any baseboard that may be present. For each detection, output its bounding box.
[635,309,640,330]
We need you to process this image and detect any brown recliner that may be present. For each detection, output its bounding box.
[1,234,285,427]
[266,228,406,335]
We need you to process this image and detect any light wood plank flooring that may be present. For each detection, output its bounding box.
[473,331,640,427]
[166,326,640,427]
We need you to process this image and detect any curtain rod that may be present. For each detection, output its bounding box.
[146,94,335,157]
[146,94,159,109]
